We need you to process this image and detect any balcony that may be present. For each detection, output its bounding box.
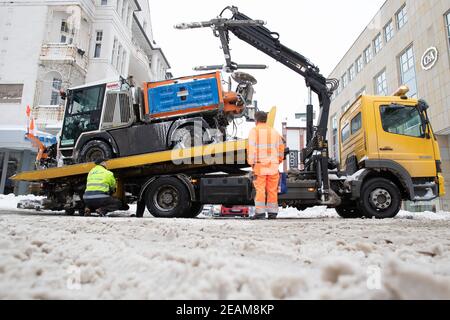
[40,44,89,72]
[33,105,64,135]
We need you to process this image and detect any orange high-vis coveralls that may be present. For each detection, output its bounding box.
[247,123,285,215]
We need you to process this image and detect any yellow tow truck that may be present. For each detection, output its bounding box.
[12,7,445,219]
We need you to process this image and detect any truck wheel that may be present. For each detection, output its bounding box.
[335,206,363,219]
[172,126,204,149]
[183,203,204,219]
[78,140,113,163]
[144,177,191,218]
[358,178,401,219]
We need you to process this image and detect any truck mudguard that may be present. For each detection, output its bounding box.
[73,131,120,159]
[351,159,415,200]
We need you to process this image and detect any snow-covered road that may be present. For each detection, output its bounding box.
[1,199,450,299]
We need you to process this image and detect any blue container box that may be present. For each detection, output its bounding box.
[278,172,288,195]
[147,76,220,119]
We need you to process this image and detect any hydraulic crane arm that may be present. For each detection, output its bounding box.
[226,7,339,142]
[175,6,339,200]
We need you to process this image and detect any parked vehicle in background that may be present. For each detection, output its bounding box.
[220,205,250,218]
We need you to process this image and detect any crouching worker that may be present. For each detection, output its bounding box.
[83,158,122,217]
[247,111,285,220]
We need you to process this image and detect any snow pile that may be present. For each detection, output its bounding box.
[396,210,450,221]
[0,194,44,211]
[0,212,450,300]
[279,206,339,219]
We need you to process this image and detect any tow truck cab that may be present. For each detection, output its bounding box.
[339,89,445,211]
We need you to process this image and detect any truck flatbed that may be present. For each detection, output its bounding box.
[12,108,276,183]
[12,140,248,182]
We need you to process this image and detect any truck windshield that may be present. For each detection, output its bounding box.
[60,84,105,148]
[380,104,424,138]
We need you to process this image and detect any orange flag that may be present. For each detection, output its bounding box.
[26,105,31,118]
[29,118,36,136]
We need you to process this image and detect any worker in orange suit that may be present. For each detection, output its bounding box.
[247,111,285,220]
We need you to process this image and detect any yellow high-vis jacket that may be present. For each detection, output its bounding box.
[85,165,116,194]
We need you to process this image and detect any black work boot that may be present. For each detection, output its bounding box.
[251,213,266,220]
[268,213,278,220]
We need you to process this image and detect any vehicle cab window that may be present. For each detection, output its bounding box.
[380,104,423,138]
[341,124,350,142]
[60,85,105,147]
[351,112,362,134]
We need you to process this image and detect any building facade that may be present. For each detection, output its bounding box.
[328,0,450,211]
[282,113,310,172]
[0,0,170,195]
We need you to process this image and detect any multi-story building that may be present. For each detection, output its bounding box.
[328,0,450,211]
[282,113,312,172]
[0,0,170,195]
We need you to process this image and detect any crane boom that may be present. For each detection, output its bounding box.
[175,6,339,200]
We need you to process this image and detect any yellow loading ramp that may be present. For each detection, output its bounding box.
[12,107,277,182]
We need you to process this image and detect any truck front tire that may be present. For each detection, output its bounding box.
[144,177,191,218]
[357,178,401,219]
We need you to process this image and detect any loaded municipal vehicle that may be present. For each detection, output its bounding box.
[12,7,444,219]
[58,71,257,164]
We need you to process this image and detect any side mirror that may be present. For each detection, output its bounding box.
[60,90,67,101]
[417,99,429,112]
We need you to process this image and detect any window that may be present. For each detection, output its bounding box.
[380,104,423,138]
[351,113,362,134]
[50,78,62,105]
[396,5,408,30]
[331,114,338,160]
[355,87,366,98]
[0,84,23,104]
[341,124,350,142]
[127,5,133,27]
[117,44,123,70]
[341,73,348,89]
[61,85,106,147]
[399,45,417,98]
[94,31,103,58]
[60,20,73,44]
[384,20,394,42]
[101,0,108,5]
[373,33,383,55]
[121,50,127,74]
[364,46,373,64]
[356,55,364,74]
[374,70,388,96]
[348,64,355,82]
[111,37,118,65]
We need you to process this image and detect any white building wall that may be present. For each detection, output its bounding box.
[286,130,301,152]
[0,4,48,128]
[0,0,170,133]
